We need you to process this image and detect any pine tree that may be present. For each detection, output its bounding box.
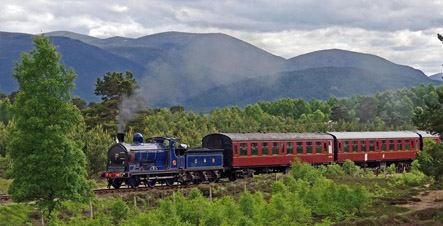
[7,35,91,215]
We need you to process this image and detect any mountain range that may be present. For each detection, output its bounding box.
[0,31,440,109]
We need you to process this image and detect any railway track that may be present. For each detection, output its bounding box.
[0,194,10,202]
[94,181,228,195]
[0,182,229,202]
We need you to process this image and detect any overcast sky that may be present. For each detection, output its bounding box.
[1,0,443,75]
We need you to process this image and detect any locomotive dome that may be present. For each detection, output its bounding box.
[133,133,144,144]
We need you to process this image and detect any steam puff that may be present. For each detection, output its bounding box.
[118,89,148,133]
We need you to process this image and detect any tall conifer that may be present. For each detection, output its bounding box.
[8,35,91,215]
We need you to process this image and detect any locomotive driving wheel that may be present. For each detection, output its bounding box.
[129,176,141,188]
[111,179,123,189]
[165,178,175,186]
[147,179,157,187]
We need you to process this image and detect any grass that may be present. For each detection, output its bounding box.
[0,178,12,194]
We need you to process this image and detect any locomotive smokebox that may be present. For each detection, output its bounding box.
[117,133,125,143]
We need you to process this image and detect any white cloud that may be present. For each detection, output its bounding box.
[108,4,129,13]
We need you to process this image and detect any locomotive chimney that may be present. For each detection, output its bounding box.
[117,133,125,143]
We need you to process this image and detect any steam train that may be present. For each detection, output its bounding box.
[101,131,440,189]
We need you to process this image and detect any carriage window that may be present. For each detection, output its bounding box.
[315,142,322,154]
[352,141,358,153]
[381,140,386,151]
[233,144,239,156]
[389,140,395,151]
[361,141,366,152]
[287,142,293,154]
[343,141,349,153]
[396,140,403,151]
[240,143,248,156]
[262,142,269,155]
[369,141,374,152]
[296,142,303,154]
[405,140,410,150]
[272,142,279,155]
[251,143,258,156]
[306,142,313,154]
[339,142,342,152]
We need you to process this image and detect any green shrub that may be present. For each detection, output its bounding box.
[392,171,430,187]
[386,164,396,175]
[111,198,129,223]
[365,170,376,178]
[0,203,33,226]
[325,163,344,175]
[290,158,323,184]
[342,159,360,176]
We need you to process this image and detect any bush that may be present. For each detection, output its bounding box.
[386,164,396,175]
[290,158,322,184]
[325,163,344,175]
[342,159,360,176]
[365,170,376,179]
[0,203,33,226]
[111,198,129,223]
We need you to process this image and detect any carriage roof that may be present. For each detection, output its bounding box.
[328,131,420,139]
[216,133,333,141]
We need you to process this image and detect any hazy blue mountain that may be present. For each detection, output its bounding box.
[430,73,443,81]
[46,31,288,105]
[46,31,100,44]
[91,32,288,106]
[0,31,145,101]
[1,31,439,109]
[287,49,430,82]
[184,67,440,110]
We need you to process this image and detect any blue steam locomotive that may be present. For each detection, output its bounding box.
[102,133,224,188]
